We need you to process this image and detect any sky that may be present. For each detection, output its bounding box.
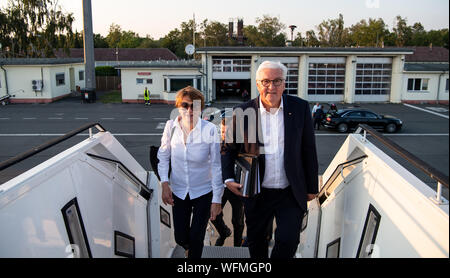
[1,0,449,40]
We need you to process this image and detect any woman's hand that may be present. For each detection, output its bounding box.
[210,203,222,221]
[161,182,174,206]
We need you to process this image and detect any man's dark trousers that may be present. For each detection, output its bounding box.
[243,186,304,258]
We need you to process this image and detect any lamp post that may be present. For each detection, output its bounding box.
[289,25,297,42]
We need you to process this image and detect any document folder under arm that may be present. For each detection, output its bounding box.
[234,154,261,197]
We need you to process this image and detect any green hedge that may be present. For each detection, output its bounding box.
[95,66,118,76]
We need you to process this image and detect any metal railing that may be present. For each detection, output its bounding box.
[0,123,106,172]
[318,155,368,204]
[355,124,449,205]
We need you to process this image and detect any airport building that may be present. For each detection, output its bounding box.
[196,46,448,104]
[0,58,85,103]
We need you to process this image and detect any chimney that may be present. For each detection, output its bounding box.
[228,19,234,39]
[237,18,244,45]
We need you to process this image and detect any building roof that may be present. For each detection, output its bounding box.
[0,58,84,66]
[404,63,449,72]
[54,48,178,61]
[196,46,414,55]
[116,60,201,69]
[405,46,449,63]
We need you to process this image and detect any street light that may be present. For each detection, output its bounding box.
[289,25,297,42]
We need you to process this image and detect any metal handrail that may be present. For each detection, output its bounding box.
[0,123,106,172]
[86,153,152,201]
[318,155,368,204]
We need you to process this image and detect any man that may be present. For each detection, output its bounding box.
[211,117,245,247]
[221,61,318,258]
[311,102,320,117]
[313,105,324,130]
[144,87,151,106]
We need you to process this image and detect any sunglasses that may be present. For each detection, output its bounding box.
[180,102,194,110]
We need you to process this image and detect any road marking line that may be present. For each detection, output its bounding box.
[0,118,9,120]
[156,123,165,129]
[403,104,449,119]
[154,118,168,120]
[48,117,63,120]
[23,118,37,120]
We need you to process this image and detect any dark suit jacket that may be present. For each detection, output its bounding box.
[221,94,319,211]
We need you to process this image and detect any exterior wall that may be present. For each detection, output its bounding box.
[121,68,201,104]
[390,56,405,103]
[198,51,446,104]
[401,72,449,104]
[2,63,85,103]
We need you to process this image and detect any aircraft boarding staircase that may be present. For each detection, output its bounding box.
[0,123,448,258]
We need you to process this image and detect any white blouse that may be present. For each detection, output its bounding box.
[157,117,224,204]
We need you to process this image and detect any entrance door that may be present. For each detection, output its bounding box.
[69,68,76,92]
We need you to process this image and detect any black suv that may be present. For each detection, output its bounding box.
[322,109,403,133]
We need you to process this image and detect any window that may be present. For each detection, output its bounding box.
[212,58,251,72]
[357,204,381,258]
[364,112,379,119]
[446,79,449,91]
[284,62,299,95]
[308,63,345,96]
[355,63,391,95]
[78,71,84,81]
[326,238,341,258]
[171,79,193,91]
[146,79,152,84]
[61,198,92,258]
[114,231,135,258]
[407,78,430,92]
[136,78,144,84]
[56,73,65,86]
[346,111,363,118]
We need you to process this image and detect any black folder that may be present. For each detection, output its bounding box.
[234,154,261,197]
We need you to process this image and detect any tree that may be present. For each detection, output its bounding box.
[348,18,389,47]
[161,29,186,58]
[305,30,320,47]
[0,0,74,57]
[94,33,109,48]
[393,15,412,47]
[199,19,229,47]
[317,14,348,46]
[256,15,287,46]
[106,23,122,48]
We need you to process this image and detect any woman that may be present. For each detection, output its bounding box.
[157,86,223,258]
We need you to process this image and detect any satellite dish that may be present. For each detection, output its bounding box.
[185,44,195,55]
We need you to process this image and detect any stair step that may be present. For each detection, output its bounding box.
[202,246,250,258]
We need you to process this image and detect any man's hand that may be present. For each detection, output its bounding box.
[161,182,174,206]
[307,194,317,201]
[225,181,243,197]
[210,203,222,221]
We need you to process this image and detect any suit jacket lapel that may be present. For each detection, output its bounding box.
[283,94,293,161]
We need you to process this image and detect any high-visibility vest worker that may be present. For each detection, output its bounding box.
[144,87,150,105]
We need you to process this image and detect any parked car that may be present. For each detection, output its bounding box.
[322,109,403,133]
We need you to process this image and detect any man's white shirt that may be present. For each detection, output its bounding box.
[258,97,289,189]
[224,98,290,189]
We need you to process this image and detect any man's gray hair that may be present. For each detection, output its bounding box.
[256,61,288,80]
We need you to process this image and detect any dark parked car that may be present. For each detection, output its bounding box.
[322,109,403,133]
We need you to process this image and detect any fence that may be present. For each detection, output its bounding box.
[95,76,121,91]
